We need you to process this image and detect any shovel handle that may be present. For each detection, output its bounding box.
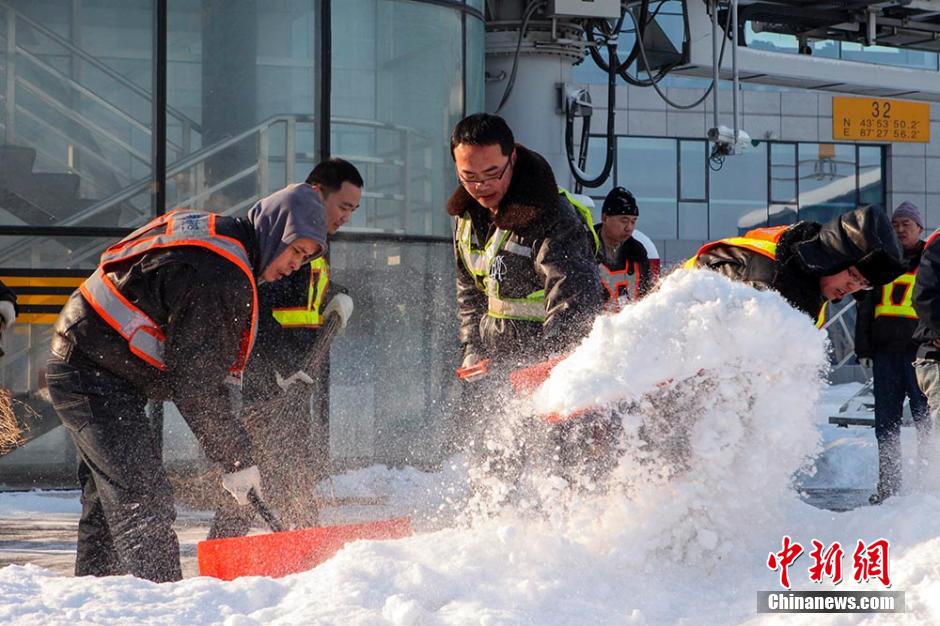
[248,489,285,533]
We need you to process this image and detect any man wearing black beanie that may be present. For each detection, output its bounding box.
[594,186,653,307]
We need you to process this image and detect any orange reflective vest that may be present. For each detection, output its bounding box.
[271,257,330,328]
[79,210,258,383]
[684,226,826,328]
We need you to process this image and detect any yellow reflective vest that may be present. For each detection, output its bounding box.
[271,257,330,328]
[455,187,598,322]
[874,271,918,319]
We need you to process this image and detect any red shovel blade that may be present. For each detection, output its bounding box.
[197,517,412,580]
[509,356,594,424]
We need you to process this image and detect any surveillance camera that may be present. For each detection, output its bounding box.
[707,125,751,155]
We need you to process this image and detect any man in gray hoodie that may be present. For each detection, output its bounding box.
[47,184,327,582]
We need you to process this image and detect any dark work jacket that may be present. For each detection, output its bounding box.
[0,279,17,315]
[50,216,259,471]
[693,206,905,320]
[244,262,345,403]
[855,240,924,357]
[593,225,653,298]
[913,232,940,359]
[694,222,827,318]
[447,144,605,364]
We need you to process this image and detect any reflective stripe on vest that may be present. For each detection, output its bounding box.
[874,271,918,319]
[79,210,258,382]
[455,214,539,320]
[684,231,826,329]
[558,187,601,253]
[271,257,330,328]
[455,189,597,322]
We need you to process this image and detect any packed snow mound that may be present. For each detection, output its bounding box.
[462,269,833,565]
[533,269,829,417]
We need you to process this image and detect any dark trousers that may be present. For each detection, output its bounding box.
[873,349,929,495]
[46,356,181,582]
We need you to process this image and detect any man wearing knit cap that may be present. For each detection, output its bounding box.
[856,201,928,504]
[46,183,328,582]
[594,187,653,306]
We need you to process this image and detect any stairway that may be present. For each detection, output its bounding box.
[0,144,109,227]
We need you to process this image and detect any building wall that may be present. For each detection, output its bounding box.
[572,81,940,266]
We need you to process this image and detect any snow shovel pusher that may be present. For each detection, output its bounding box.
[197,305,413,580]
[197,489,412,580]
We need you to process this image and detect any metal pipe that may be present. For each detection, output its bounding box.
[711,0,719,132]
[732,0,739,147]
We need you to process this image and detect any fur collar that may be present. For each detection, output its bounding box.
[446,144,560,232]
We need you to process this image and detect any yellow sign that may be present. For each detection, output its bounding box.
[833,97,930,142]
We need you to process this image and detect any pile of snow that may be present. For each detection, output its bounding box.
[4,270,940,624]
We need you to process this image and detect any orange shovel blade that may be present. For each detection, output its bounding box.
[197,517,412,580]
[509,355,567,395]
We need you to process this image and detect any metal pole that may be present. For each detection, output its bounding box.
[151,0,167,215]
[731,0,739,147]
[318,0,332,163]
[711,0,719,132]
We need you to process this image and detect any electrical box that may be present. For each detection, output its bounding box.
[547,0,621,19]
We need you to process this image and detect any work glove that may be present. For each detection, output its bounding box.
[275,369,315,391]
[323,293,353,330]
[858,357,873,369]
[221,464,263,506]
[456,351,491,382]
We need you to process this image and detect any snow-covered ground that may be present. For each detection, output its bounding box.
[2,270,939,625]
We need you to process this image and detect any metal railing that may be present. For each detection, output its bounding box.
[820,298,859,370]
[0,0,202,204]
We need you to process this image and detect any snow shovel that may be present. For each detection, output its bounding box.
[197,307,413,579]
[197,489,411,579]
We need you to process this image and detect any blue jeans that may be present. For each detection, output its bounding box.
[46,356,181,582]
[873,350,929,494]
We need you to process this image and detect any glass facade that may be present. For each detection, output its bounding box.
[589,134,885,262]
[0,0,483,487]
[746,24,940,71]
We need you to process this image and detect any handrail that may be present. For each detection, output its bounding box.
[0,113,434,267]
[0,0,201,134]
[821,298,858,370]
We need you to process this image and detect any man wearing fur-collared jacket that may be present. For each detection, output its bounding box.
[447,113,605,375]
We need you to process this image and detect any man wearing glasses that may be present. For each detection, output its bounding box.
[684,205,905,322]
[447,113,604,380]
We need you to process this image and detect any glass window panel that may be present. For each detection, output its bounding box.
[770,143,796,204]
[0,1,153,228]
[617,137,677,239]
[0,233,110,405]
[841,42,939,70]
[798,143,857,223]
[166,1,319,213]
[858,145,885,211]
[679,201,707,239]
[709,142,768,237]
[744,22,838,58]
[465,16,485,115]
[679,140,706,200]
[328,238,457,465]
[332,0,463,237]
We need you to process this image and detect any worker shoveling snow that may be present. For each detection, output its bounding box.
[7,270,940,625]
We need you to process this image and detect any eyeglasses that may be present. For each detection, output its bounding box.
[457,158,512,189]
[847,266,872,291]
